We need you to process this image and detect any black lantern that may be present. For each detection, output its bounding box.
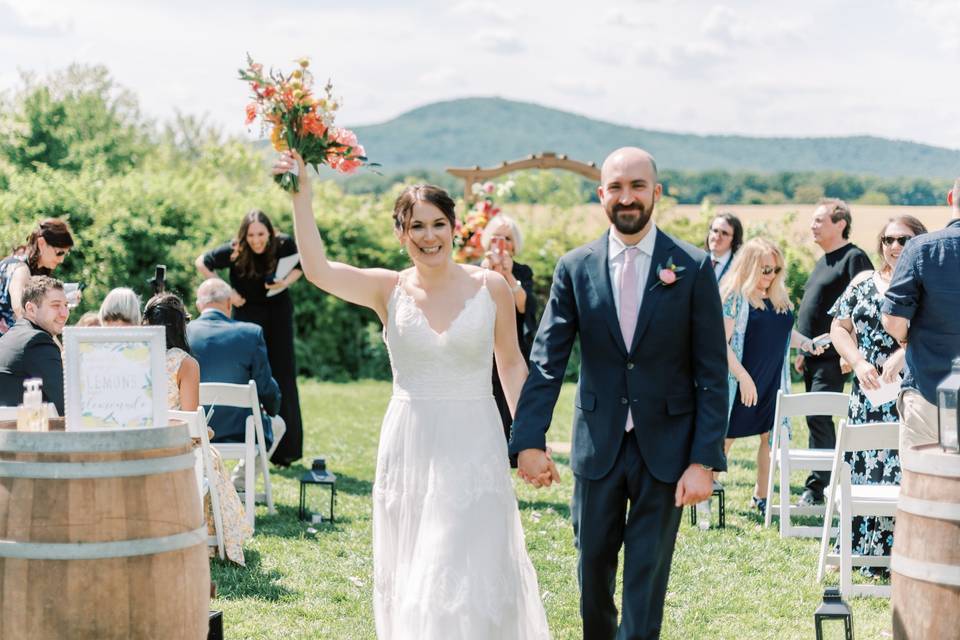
[937,357,960,453]
[299,458,337,523]
[814,587,853,640]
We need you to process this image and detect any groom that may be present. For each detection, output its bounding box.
[511,147,728,639]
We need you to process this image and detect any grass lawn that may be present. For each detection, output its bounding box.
[212,379,892,639]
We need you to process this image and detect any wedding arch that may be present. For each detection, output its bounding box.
[446,152,600,202]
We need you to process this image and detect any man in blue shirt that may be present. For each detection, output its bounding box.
[882,178,960,449]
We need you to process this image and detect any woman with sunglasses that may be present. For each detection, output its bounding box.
[0,219,74,335]
[720,238,826,516]
[827,214,927,576]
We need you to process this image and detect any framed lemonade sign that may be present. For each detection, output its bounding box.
[62,327,168,430]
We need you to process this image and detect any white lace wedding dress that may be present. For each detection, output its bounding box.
[372,275,550,639]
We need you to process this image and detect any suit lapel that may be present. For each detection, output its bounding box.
[585,232,628,355]
[629,230,676,354]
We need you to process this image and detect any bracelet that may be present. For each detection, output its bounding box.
[511,282,522,293]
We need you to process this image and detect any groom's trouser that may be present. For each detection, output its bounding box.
[572,432,683,640]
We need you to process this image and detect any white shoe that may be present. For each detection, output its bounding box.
[695,499,712,530]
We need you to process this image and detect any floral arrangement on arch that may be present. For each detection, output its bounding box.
[454,180,514,263]
[239,54,373,192]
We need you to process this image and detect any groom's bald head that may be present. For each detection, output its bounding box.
[600,147,658,185]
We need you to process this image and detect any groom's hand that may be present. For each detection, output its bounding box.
[518,449,560,488]
[675,463,713,507]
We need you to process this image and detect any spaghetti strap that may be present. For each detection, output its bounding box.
[481,269,487,287]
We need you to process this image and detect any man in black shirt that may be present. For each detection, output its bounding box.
[795,199,874,505]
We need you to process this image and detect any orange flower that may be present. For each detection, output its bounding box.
[301,112,327,137]
[245,103,257,125]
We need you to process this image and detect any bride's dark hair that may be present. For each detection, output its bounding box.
[393,185,456,231]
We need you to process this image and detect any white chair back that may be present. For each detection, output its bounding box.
[836,420,900,454]
[775,391,850,419]
[199,381,260,411]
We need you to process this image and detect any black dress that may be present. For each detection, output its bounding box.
[492,262,538,464]
[202,233,304,465]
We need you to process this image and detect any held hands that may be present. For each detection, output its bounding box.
[853,359,882,390]
[272,150,310,195]
[264,280,286,292]
[881,348,907,383]
[794,354,805,374]
[517,448,561,488]
[675,464,713,507]
[802,334,829,357]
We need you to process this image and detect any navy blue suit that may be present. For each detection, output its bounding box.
[510,228,728,639]
[187,309,281,447]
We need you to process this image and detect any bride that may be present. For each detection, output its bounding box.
[273,151,556,639]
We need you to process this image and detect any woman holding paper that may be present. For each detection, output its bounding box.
[195,209,304,465]
[827,214,927,575]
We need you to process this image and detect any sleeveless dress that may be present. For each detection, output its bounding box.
[373,275,550,640]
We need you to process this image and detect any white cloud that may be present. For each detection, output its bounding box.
[0,1,72,36]
[471,28,526,54]
[451,1,517,23]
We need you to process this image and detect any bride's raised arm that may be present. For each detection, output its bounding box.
[273,150,396,321]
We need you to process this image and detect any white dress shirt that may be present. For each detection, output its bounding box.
[711,251,731,280]
[608,225,658,317]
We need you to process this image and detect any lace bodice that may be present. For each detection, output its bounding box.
[384,279,495,400]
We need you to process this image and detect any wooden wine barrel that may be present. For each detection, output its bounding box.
[892,444,960,640]
[0,421,209,640]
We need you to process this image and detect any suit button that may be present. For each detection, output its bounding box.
[626,362,634,370]
[620,397,628,405]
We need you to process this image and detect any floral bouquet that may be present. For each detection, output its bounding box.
[454,180,514,263]
[239,54,372,192]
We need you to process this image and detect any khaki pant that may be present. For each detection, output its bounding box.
[897,389,939,451]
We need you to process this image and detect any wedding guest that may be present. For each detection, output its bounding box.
[0,219,74,335]
[0,276,69,414]
[98,287,141,326]
[882,178,960,449]
[186,278,285,489]
[705,212,743,280]
[146,287,252,565]
[795,198,873,506]
[721,238,825,516]
[480,214,538,457]
[142,293,199,414]
[196,210,303,466]
[828,214,927,576]
[75,312,100,327]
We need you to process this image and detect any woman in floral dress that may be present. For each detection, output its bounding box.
[828,215,927,575]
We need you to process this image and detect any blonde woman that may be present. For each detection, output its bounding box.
[720,238,825,515]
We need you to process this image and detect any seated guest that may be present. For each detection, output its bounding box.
[145,290,251,565]
[99,287,142,326]
[142,293,199,412]
[0,219,74,335]
[75,311,100,327]
[187,278,285,468]
[0,276,70,414]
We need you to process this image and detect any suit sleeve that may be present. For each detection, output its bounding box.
[252,327,282,415]
[688,255,729,471]
[509,257,578,454]
[29,338,65,416]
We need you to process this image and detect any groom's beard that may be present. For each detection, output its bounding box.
[607,200,654,235]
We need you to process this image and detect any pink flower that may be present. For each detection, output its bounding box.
[659,269,677,285]
[484,182,495,194]
[331,127,358,148]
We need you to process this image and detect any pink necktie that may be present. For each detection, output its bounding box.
[619,247,639,432]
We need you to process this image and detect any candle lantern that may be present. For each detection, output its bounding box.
[299,457,337,523]
[937,357,960,453]
[814,587,854,640]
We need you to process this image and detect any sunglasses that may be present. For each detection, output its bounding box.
[881,235,912,247]
[760,265,783,276]
[709,228,731,237]
[54,249,69,257]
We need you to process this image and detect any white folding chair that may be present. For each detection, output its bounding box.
[764,391,850,537]
[199,381,275,531]
[0,404,60,421]
[170,408,226,560]
[816,420,900,598]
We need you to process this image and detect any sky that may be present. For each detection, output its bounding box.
[2,0,959,150]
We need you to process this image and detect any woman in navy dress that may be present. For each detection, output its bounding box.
[721,238,826,515]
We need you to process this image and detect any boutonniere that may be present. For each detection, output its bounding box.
[649,256,686,291]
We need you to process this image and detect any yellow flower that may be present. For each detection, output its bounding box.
[271,125,287,151]
[292,69,303,79]
[298,58,310,68]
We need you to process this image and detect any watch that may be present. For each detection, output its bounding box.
[698,464,713,471]
[511,282,522,293]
